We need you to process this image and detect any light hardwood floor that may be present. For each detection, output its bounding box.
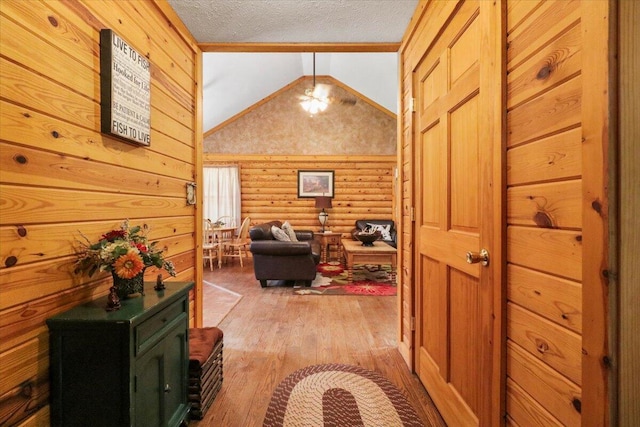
[193,259,445,426]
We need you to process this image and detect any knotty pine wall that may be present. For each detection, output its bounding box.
[619,1,640,423]
[204,155,396,238]
[505,1,610,425]
[399,0,612,425]
[0,1,200,425]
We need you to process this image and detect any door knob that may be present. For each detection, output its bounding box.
[466,249,489,266]
[164,384,171,393]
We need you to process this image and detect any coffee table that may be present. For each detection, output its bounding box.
[341,239,397,283]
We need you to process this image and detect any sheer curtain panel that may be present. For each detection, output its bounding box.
[203,166,241,227]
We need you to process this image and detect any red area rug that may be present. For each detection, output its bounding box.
[263,364,423,426]
[294,262,396,296]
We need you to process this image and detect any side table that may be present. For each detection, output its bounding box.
[314,232,342,264]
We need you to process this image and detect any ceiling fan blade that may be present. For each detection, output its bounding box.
[301,54,357,107]
[312,84,331,99]
[313,83,356,106]
[338,97,357,105]
[326,95,357,106]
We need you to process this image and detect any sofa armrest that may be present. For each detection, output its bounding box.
[249,241,312,256]
[249,221,283,241]
[294,230,314,241]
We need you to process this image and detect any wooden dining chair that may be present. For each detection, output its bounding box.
[223,217,251,267]
[203,220,219,271]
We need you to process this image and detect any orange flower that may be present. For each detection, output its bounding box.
[113,251,144,279]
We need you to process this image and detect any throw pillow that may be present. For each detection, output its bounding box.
[367,223,392,241]
[271,225,291,242]
[281,221,298,242]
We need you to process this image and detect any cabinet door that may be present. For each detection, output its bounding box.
[164,321,189,427]
[135,339,165,426]
[135,319,189,427]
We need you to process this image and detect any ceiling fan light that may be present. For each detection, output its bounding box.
[300,97,328,115]
[300,52,330,116]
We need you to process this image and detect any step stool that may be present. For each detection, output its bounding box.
[188,327,224,420]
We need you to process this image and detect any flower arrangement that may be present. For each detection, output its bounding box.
[74,220,176,280]
[211,219,225,227]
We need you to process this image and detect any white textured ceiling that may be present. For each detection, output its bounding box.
[167,0,418,43]
[167,0,419,131]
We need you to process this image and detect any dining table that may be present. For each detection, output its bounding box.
[212,226,236,268]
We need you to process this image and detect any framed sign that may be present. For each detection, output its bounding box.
[100,29,151,146]
[297,170,334,198]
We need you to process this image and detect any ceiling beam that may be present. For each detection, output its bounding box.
[198,43,401,52]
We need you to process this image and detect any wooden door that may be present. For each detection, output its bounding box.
[412,1,503,425]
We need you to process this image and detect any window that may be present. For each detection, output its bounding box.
[203,166,241,227]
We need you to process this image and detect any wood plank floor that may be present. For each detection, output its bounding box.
[193,259,446,426]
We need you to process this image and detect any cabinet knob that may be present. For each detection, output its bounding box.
[164,384,171,393]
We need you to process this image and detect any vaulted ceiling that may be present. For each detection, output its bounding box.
[167,0,419,132]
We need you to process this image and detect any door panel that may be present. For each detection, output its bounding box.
[450,268,480,414]
[421,257,447,373]
[413,1,502,425]
[450,94,479,232]
[421,122,443,226]
[450,14,480,84]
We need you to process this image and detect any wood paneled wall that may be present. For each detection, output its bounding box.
[619,1,640,424]
[399,0,612,425]
[505,1,611,425]
[204,154,396,238]
[0,1,200,424]
[505,1,584,425]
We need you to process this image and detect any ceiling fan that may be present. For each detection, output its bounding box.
[299,53,357,115]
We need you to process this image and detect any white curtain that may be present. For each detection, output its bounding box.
[203,166,241,227]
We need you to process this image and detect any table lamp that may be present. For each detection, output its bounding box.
[315,196,332,232]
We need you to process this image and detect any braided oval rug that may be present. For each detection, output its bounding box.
[263,364,423,427]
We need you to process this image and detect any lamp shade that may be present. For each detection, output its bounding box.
[315,196,332,209]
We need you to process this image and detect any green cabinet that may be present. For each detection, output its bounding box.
[47,282,194,427]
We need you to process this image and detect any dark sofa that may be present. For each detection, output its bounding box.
[249,221,321,287]
[351,219,397,248]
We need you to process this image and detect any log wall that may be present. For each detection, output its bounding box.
[0,1,200,424]
[204,154,396,238]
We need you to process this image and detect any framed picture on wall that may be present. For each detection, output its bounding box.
[297,170,334,198]
[99,29,151,146]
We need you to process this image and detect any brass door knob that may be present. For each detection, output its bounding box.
[466,249,489,266]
